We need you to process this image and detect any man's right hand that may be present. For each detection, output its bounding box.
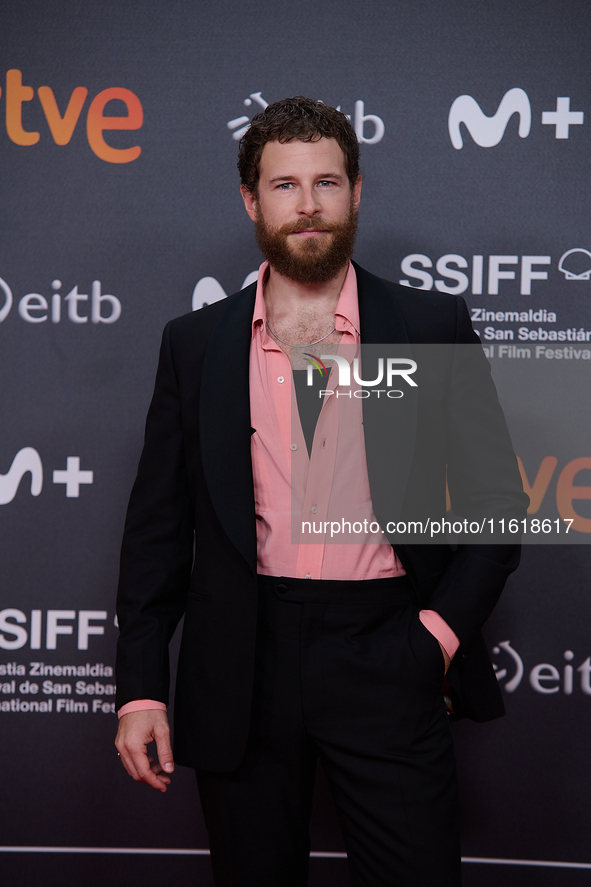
[115,709,174,793]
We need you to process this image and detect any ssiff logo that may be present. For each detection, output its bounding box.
[558,249,591,280]
[448,87,584,148]
[399,249,591,295]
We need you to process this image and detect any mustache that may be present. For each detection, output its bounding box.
[279,218,336,235]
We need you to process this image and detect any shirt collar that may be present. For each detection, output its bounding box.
[252,261,270,337]
[251,260,359,338]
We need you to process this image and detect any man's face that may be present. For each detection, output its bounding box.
[241,138,362,285]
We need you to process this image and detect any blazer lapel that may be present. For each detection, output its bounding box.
[355,263,418,526]
[199,285,258,574]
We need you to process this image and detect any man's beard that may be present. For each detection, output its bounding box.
[254,201,358,285]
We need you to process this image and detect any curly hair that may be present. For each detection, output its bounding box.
[238,96,360,193]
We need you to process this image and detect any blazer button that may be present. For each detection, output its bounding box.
[276,583,288,594]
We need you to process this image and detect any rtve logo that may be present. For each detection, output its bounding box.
[448,87,584,149]
[1,69,143,163]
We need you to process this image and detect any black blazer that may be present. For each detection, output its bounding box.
[116,264,528,771]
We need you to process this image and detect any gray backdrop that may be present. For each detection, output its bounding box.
[1,1,590,884]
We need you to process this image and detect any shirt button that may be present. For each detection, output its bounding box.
[310,505,318,514]
[277,376,285,383]
[304,574,311,579]
[290,444,297,451]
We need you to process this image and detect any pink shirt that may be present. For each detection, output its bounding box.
[250,261,404,580]
[118,263,458,718]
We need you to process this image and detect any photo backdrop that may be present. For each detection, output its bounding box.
[2,2,590,884]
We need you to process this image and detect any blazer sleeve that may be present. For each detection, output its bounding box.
[115,321,195,709]
[421,296,529,643]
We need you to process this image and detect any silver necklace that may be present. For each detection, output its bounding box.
[266,320,336,347]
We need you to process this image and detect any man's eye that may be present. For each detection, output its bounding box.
[277,183,293,190]
[319,180,335,187]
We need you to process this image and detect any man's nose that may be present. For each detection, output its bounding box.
[296,186,321,216]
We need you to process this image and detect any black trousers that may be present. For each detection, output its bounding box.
[196,575,461,887]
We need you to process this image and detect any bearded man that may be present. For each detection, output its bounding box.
[115,96,527,887]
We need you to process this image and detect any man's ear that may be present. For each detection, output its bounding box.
[240,185,258,222]
[352,175,362,211]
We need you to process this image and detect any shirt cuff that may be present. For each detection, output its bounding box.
[419,610,460,660]
[117,699,168,720]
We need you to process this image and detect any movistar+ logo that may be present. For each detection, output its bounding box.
[448,88,584,149]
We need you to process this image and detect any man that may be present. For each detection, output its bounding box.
[115,97,527,886]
